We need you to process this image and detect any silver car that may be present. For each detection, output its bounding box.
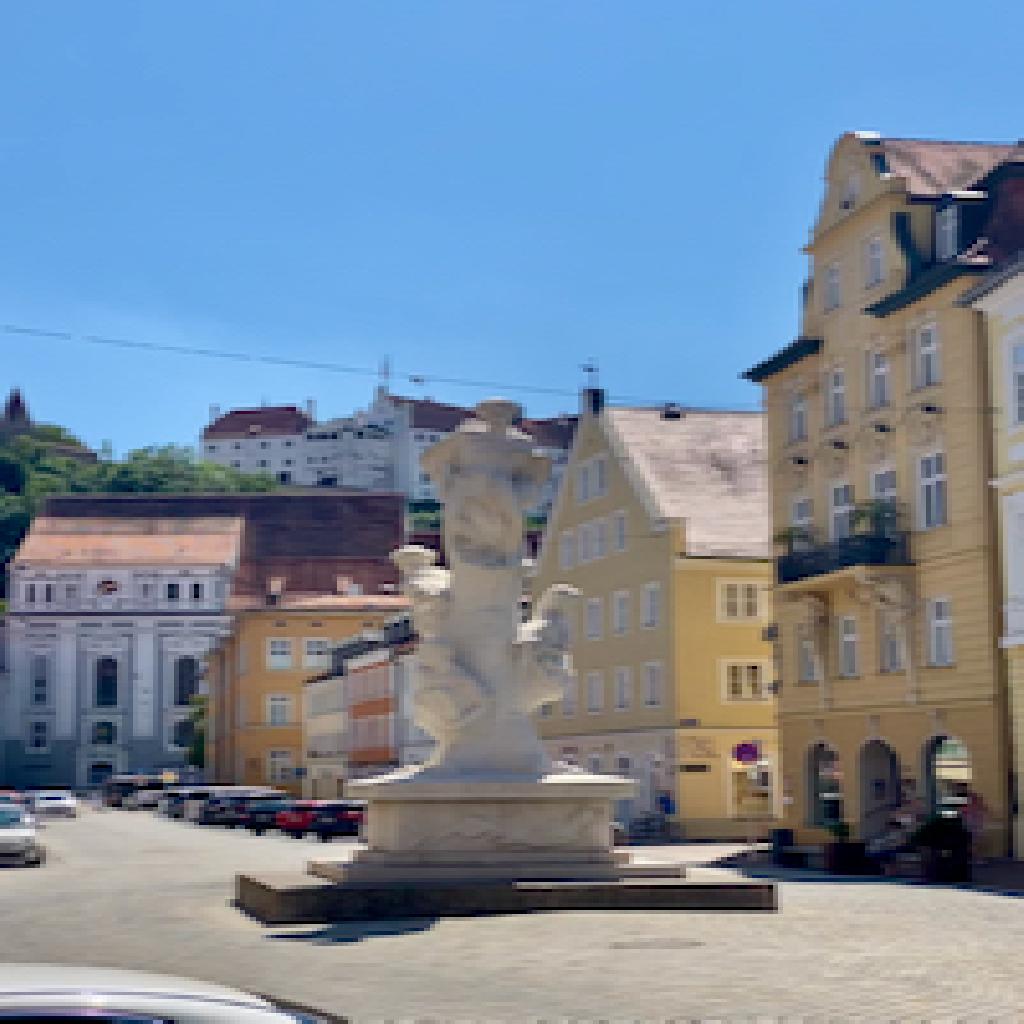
[0,964,343,1022]
[0,805,45,867]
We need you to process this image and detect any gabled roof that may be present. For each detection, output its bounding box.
[605,408,771,559]
[14,516,243,567]
[203,406,312,439]
[873,137,1017,198]
[388,395,471,432]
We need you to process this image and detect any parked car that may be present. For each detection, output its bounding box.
[122,781,165,810]
[277,800,366,841]
[0,804,45,867]
[0,963,344,1022]
[218,790,284,828]
[158,787,197,818]
[32,790,79,818]
[244,797,296,835]
[195,788,275,825]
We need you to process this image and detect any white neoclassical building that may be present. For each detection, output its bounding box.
[2,516,242,789]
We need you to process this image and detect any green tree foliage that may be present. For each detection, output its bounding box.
[0,429,275,580]
[186,694,207,770]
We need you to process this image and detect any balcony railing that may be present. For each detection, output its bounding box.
[776,503,912,585]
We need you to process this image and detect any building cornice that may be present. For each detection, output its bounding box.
[742,337,822,383]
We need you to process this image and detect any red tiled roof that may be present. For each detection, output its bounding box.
[226,593,408,612]
[521,415,577,449]
[389,395,472,432]
[203,406,312,439]
[877,137,1017,197]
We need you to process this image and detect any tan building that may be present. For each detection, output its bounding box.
[532,389,777,838]
[744,133,1024,855]
[205,592,407,794]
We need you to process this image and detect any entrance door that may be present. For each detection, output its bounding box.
[860,740,901,841]
[88,762,114,786]
[924,736,973,818]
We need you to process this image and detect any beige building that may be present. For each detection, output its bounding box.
[532,389,777,838]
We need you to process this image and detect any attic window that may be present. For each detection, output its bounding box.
[936,205,958,261]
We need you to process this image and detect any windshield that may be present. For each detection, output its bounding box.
[0,808,25,827]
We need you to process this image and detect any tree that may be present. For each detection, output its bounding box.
[186,694,206,770]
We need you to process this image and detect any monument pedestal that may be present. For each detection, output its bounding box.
[308,771,674,884]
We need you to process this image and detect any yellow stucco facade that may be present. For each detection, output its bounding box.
[205,596,406,795]
[746,132,1008,855]
[533,393,777,838]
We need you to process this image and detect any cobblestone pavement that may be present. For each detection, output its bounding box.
[5,807,1024,1022]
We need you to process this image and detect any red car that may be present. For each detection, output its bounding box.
[275,800,365,841]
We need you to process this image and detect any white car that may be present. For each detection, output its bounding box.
[0,805,45,867]
[32,790,79,817]
[0,963,342,1022]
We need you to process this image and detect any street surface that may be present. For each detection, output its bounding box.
[4,807,1024,1022]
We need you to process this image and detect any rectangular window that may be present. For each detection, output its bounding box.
[798,634,819,682]
[562,676,577,717]
[792,496,813,545]
[65,583,78,602]
[830,482,854,540]
[31,655,48,706]
[44,584,54,605]
[719,581,760,620]
[614,667,632,710]
[743,583,759,619]
[789,392,808,443]
[267,749,293,784]
[594,455,608,497]
[641,582,661,629]
[166,582,180,602]
[559,530,574,570]
[880,613,905,673]
[871,466,898,502]
[267,638,293,670]
[936,205,958,261]
[586,670,604,713]
[266,694,293,726]
[585,597,603,640]
[191,582,203,601]
[303,638,331,668]
[920,452,947,529]
[612,590,630,635]
[838,616,858,677]
[928,598,954,667]
[916,325,941,388]
[865,235,884,287]
[613,511,627,552]
[29,720,48,751]
[576,522,591,565]
[1013,342,1024,426]
[643,662,664,707]
[827,367,846,426]
[25,583,35,605]
[593,518,608,559]
[824,262,841,311]
[577,463,591,503]
[867,349,890,409]
[724,662,765,700]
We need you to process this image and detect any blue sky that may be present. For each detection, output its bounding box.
[2,1,1022,453]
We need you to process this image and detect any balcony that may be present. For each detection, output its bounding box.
[776,503,912,586]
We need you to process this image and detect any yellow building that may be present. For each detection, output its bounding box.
[205,591,407,794]
[964,252,1024,857]
[744,132,1021,855]
[532,388,777,839]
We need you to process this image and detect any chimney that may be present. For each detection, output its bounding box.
[580,387,605,417]
[266,576,285,606]
[209,404,221,424]
[306,398,317,421]
[335,575,351,595]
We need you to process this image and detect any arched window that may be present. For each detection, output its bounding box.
[924,735,973,818]
[174,656,200,707]
[91,721,116,745]
[807,743,844,828]
[95,657,118,708]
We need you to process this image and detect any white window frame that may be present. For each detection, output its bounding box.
[830,481,854,541]
[936,204,958,261]
[879,612,906,673]
[266,638,293,670]
[1010,339,1024,427]
[613,510,627,553]
[576,522,591,565]
[576,462,591,504]
[641,582,661,629]
[585,670,604,714]
[266,694,293,726]
[866,347,890,409]
[798,632,819,683]
[585,597,603,640]
[559,529,575,571]
[838,616,858,678]
[303,638,331,669]
[642,661,664,707]
[594,454,608,497]
[789,391,808,443]
[562,676,578,717]
[593,518,608,560]
[612,589,630,635]
[718,580,761,622]
[722,661,769,701]
[865,234,884,288]
[915,324,941,388]
[919,451,947,530]
[824,262,841,311]
[792,496,813,546]
[927,598,954,667]
[826,366,846,426]
[870,464,898,502]
[613,666,632,710]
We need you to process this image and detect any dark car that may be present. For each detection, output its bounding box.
[215,790,283,828]
[309,800,366,841]
[243,798,295,835]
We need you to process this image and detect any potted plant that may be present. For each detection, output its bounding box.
[823,819,865,874]
[912,814,971,884]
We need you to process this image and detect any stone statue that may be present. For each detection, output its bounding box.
[391,398,580,780]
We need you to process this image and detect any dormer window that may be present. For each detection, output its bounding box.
[936,205,958,261]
